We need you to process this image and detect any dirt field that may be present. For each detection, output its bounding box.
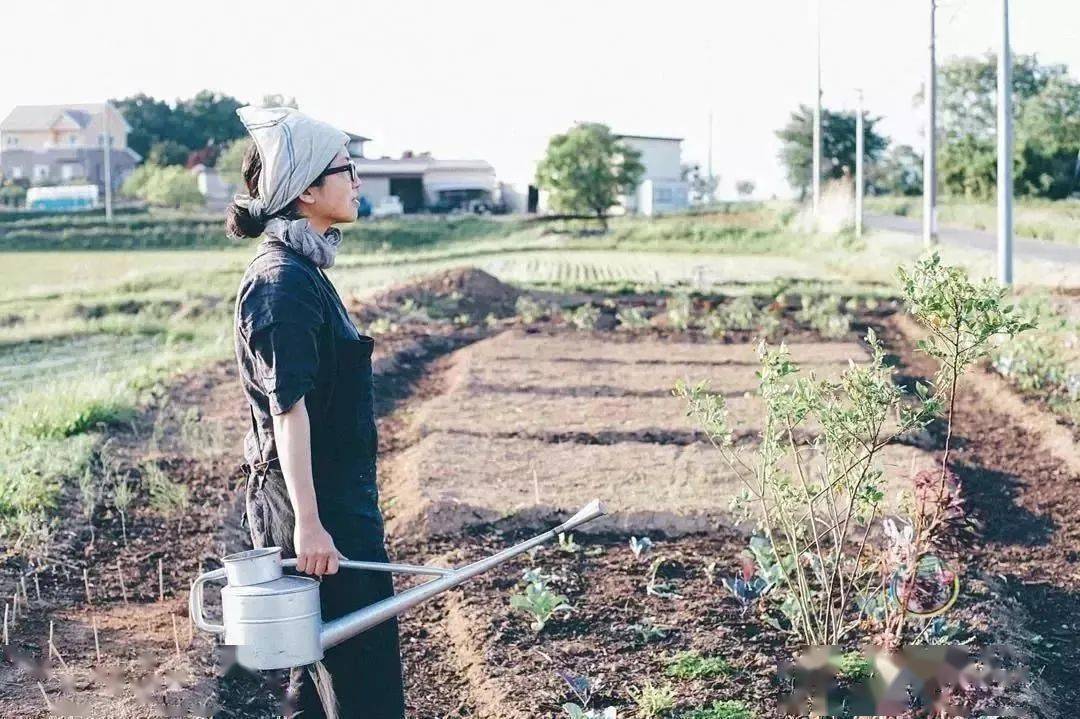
[3,273,1078,718]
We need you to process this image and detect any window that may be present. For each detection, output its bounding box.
[61,163,84,181]
[654,187,673,203]
[5,135,17,147]
[33,164,50,181]
[69,135,78,145]
[11,166,23,180]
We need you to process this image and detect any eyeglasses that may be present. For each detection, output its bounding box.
[319,160,359,184]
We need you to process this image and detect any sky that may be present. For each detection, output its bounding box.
[3,0,1078,198]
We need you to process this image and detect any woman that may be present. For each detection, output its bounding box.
[226,105,404,718]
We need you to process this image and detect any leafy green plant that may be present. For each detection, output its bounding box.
[617,306,650,330]
[510,571,572,631]
[627,680,677,718]
[569,304,600,330]
[834,651,872,682]
[516,296,548,324]
[683,700,754,719]
[558,532,581,553]
[559,671,617,719]
[705,296,760,337]
[646,556,681,599]
[664,650,733,680]
[627,618,669,643]
[667,294,694,331]
[794,294,851,339]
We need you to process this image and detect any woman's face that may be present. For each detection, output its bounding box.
[297,148,361,228]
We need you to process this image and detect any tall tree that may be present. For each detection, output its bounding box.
[535,123,645,228]
[776,105,888,200]
[111,90,245,164]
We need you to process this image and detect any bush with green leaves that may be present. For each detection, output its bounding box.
[794,294,850,339]
[515,296,548,324]
[510,570,572,631]
[617,306,651,330]
[675,252,1033,646]
[568,304,600,330]
[666,294,694,331]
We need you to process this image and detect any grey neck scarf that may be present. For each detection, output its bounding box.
[264,217,342,269]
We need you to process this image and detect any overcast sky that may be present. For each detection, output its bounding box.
[3,0,1077,197]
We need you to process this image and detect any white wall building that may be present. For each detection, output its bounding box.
[616,134,689,216]
[355,156,497,213]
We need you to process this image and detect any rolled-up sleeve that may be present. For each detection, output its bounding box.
[238,264,324,415]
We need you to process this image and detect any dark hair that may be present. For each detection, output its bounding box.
[225,142,330,239]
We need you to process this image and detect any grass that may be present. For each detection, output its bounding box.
[865,195,1080,246]
[664,650,734,680]
[683,700,754,719]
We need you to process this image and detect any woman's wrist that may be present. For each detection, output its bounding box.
[295,508,323,528]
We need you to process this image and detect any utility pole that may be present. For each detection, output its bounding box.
[102,108,113,223]
[813,0,822,217]
[855,89,864,239]
[707,109,714,204]
[923,0,938,246]
[997,0,1014,285]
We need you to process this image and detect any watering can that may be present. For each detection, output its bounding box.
[189,499,605,670]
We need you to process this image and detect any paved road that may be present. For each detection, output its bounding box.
[867,213,1080,266]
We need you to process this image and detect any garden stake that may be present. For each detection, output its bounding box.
[92,616,101,662]
[83,568,92,605]
[3,603,8,644]
[20,576,29,606]
[116,560,128,605]
[159,558,165,602]
[12,591,19,621]
[33,573,41,602]
[172,615,181,658]
[36,682,51,711]
[49,621,69,670]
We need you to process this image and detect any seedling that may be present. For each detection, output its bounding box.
[627,618,669,644]
[112,475,134,547]
[667,294,694,331]
[616,306,650,330]
[510,572,571,631]
[558,669,613,718]
[645,556,681,599]
[664,650,733,680]
[516,296,547,324]
[833,651,872,682]
[569,304,600,330]
[628,536,653,560]
[626,680,676,718]
[558,532,581,553]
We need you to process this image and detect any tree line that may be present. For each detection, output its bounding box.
[777,52,1080,201]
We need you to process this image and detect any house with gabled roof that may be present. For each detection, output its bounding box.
[0,102,141,194]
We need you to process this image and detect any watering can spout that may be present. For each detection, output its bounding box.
[319,499,607,650]
[190,499,607,670]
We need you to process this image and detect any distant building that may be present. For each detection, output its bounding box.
[0,103,141,196]
[345,132,371,160]
[616,134,689,216]
[355,155,497,214]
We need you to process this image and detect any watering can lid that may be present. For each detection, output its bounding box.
[226,574,318,596]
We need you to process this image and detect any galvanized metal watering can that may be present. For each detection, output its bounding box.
[189,499,605,670]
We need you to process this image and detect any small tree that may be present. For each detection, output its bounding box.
[123,164,202,208]
[535,123,644,229]
[776,105,888,200]
[214,138,250,189]
[147,140,191,167]
[735,180,756,199]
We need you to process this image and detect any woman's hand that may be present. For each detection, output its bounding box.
[294,515,345,576]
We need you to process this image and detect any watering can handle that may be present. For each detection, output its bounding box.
[189,568,227,635]
[281,558,453,576]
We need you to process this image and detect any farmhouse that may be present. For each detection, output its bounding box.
[616,133,690,216]
[355,154,497,214]
[0,103,141,196]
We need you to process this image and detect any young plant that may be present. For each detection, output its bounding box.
[510,571,572,631]
[77,464,98,545]
[626,680,677,719]
[559,670,616,718]
[112,475,134,548]
[683,700,754,719]
[721,555,770,618]
[569,304,600,330]
[666,294,694,331]
[628,536,653,559]
[675,329,940,645]
[627,618,669,644]
[558,532,581,553]
[795,294,851,339]
[515,296,547,324]
[645,556,681,599]
[664,650,733,680]
[616,306,650,330]
[142,460,189,525]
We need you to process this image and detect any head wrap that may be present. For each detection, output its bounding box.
[232,106,349,221]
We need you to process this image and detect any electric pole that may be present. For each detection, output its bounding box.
[855,89,864,239]
[102,108,113,223]
[813,0,822,218]
[997,0,1014,285]
[923,0,938,246]
[707,109,714,204]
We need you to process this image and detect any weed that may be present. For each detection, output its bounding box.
[626,680,677,718]
[664,650,733,680]
[683,700,754,719]
[834,651,872,682]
